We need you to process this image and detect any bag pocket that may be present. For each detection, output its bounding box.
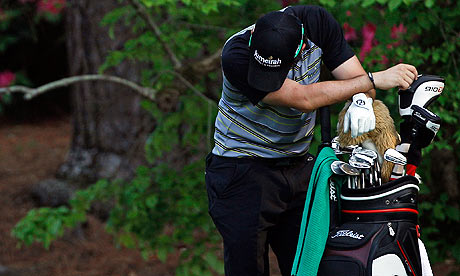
[318,223,384,276]
[318,255,365,276]
[327,223,382,250]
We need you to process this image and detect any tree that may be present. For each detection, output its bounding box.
[4,0,459,274]
[7,0,263,274]
[58,0,156,183]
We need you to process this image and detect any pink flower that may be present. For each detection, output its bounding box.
[37,0,66,15]
[346,10,352,17]
[343,23,358,41]
[0,71,16,87]
[391,23,407,39]
[360,23,377,60]
[380,55,389,65]
[362,23,377,42]
[282,0,299,7]
[387,41,401,50]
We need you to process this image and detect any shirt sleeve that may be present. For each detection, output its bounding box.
[221,31,269,105]
[290,5,355,71]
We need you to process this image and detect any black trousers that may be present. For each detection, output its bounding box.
[205,153,316,276]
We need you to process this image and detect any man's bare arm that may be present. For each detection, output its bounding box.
[262,72,373,113]
[331,55,376,99]
[262,58,418,112]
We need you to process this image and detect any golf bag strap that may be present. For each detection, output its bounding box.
[290,147,338,276]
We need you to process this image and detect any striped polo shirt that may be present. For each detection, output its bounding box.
[212,6,354,158]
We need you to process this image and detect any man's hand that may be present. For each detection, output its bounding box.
[343,93,376,138]
[373,64,418,90]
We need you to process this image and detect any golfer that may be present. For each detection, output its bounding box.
[205,5,418,276]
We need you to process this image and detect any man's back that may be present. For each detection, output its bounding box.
[213,5,354,158]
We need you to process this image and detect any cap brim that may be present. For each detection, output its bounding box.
[247,54,291,92]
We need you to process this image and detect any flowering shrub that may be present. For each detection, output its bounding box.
[0,71,15,87]
[360,23,377,60]
[390,23,407,39]
[37,0,66,15]
[324,0,460,264]
[0,0,65,109]
[343,22,357,41]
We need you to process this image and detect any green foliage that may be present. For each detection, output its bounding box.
[0,7,24,52]
[12,207,70,249]
[125,94,221,274]
[11,0,460,273]
[419,192,460,263]
[309,0,460,262]
[98,0,281,86]
[13,94,221,273]
[12,179,112,249]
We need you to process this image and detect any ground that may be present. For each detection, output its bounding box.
[0,117,180,276]
[0,116,456,276]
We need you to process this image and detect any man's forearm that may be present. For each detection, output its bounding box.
[262,63,417,112]
[331,55,375,100]
[283,74,374,112]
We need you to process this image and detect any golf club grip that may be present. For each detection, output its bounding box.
[319,106,332,147]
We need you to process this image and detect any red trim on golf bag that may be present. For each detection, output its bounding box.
[342,208,419,215]
[319,175,422,276]
[398,240,417,276]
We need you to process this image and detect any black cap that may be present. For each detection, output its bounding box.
[248,11,303,92]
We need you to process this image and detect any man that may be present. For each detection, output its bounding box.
[205,5,417,276]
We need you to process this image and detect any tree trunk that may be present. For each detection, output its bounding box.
[57,0,155,184]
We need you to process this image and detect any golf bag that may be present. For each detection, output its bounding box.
[318,175,422,276]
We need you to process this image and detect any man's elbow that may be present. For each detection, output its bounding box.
[296,97,317,113]
[261,81,318,112]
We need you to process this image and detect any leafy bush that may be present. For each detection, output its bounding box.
[322,0,460,262]
[11,0,459,274]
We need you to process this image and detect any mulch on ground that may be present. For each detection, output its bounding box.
[0,117,178,276]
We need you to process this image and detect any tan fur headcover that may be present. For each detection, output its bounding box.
[337,99,400,183]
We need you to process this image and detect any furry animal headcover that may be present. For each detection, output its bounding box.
[337,99,400,183]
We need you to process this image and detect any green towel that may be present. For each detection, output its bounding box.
[291,147,339,276]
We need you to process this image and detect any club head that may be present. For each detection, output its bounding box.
[331,161,347,175]
[339,162,360,176]
[362,139,384,165]
[384,148,407,165]
[354,153,375,165]
[353,147,378,160]
[332,139,356,155]
[349,155,372,169]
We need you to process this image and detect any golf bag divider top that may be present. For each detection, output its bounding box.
[318,175,422,276]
